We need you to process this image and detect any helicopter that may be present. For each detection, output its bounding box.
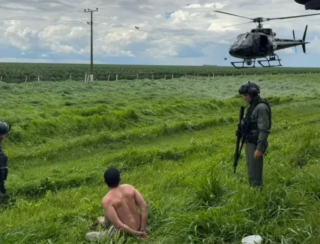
[214,10,320,68]
[295,0,320,10]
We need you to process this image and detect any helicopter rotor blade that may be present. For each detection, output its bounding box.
[213,10,254,20]
[266,13,320,21]
[222,21,254,28]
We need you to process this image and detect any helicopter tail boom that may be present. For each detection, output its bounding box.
[274,25,309,53]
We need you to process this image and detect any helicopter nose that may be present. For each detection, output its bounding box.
[229,47,250,57]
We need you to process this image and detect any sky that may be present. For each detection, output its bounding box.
[0,0,320,67]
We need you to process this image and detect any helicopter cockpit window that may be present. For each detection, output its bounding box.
[232,34,247,47]
[242,34,259,46]
[232,34,259,47]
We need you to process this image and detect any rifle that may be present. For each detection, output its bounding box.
[234,106,246,173]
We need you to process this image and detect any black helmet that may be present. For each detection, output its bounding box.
[0,121,10,135]
[238,81,260,97]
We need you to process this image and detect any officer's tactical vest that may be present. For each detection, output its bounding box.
[242,97,272,143]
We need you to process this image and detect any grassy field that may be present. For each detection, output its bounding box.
[1,63,320,82]
[1,73,320,243]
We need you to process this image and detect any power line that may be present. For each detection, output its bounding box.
[84,8,98,81]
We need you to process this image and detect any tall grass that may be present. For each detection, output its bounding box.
[0,74,320,243]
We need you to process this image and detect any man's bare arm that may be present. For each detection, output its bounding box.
[103,202,139,236]
[134,189,148,231]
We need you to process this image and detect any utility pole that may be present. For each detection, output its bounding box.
[84,8,98,81]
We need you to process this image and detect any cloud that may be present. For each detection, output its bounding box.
[0,57,86,63]
[278,48,295,54]
[0,0,320,66]
[307,35,320,53]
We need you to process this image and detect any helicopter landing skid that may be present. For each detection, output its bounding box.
[231,59,257,69]
[257,54,282,68]
[231,54,282,69]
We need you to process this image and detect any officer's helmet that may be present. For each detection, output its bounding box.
[0,122,10,135]
[238,81,260,97]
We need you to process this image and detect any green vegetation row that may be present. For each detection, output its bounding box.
[1,63,320,82]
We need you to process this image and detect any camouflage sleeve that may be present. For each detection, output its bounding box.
[256,104,271,152]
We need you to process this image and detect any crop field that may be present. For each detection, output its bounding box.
[1,73,320,244]
[1,62,320,82]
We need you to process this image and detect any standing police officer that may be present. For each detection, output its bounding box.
[238,81,272,188]
[0,121,10,197]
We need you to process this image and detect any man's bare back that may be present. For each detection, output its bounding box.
[101,168,148,238]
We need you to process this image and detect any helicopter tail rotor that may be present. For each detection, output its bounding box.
[302,25,308,53]
[293,30,297,53]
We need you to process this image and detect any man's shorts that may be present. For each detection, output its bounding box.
[85,225,117,241]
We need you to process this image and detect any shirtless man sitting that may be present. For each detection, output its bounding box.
[86,167,148,241]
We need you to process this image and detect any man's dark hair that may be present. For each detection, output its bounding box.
[104,167,121,187]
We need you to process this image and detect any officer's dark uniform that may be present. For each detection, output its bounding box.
[238,82,272,188]
[0,122,10,196]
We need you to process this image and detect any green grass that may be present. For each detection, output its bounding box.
[1,73,320,243]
